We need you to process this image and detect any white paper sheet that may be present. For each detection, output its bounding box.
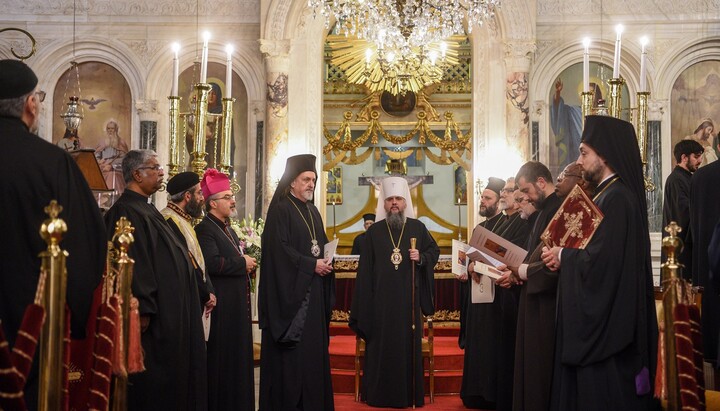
[324,238,339,263]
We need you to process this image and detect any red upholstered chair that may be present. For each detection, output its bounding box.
[354,318,434,403]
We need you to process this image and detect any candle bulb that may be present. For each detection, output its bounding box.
[582,38,591,93]
[171,42,180,96]
[613,24,623,78]
[225,44,233,98]
[200,31,211,84]
[639,36,648,92]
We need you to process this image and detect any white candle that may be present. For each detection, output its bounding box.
[613,24,623,78]
[200,31,211,84]
[225,44,233,98]
[171,43,180,96]
[639,36,648,92]
[582,38,591,93]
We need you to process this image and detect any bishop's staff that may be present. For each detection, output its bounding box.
[410,237,417,409]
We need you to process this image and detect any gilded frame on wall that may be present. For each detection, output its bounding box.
[327,166,343,204]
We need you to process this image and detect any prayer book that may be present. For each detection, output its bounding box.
[541,184,604,249]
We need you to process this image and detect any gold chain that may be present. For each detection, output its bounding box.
[592,176,620,202]
[287,195,317,243]
[385,219,407,249]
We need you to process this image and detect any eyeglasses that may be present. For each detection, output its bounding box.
[563,174,582,179]
[137,164,163,172]
[35,90,46,103]
[501,188,515,194]
[515,197,529,204]
[213,194,234,201]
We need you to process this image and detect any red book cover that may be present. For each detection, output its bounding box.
[541,184,604,249]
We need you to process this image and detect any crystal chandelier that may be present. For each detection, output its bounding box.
[310,0,500,52]
[314,0,495,95]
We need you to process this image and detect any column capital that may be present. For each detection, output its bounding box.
[504,41,536,72]
[135,99,160,122]
[648,98,666,122]
[259,39,290,59]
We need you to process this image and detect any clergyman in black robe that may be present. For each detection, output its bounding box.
[350,176,440,408]
[460,177,522,410]
[195,169,257,410]
[509,162,580,411]
[259,154,335,411]
[661,139,703,264]
[0,59,106,409]
[687,143,720,365]
[542,115,658,410]
[351,213,376,255]
[104,150,207,411]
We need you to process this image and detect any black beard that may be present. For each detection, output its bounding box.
[479,203,497,218]
[387,211,405,230]
[186,197,204,218]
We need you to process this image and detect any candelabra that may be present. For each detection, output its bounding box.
[166,37,238,189]
[579,29,653,191]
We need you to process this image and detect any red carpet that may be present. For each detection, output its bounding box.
[334,393,470,410]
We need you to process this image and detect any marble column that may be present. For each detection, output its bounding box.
[259,39,290,215]
[646,99,666,233]
[503,41,536,160]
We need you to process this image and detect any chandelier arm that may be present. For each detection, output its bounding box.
[0,28,37,60]
[421,147,454,166]
[322,151,347,171]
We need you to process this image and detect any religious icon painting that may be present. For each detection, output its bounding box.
[326,167,343,205]
[454,165,468,205]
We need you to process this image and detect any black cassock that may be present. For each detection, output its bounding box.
[513,193,562,411]
[195,213,254,411]
[259,194,335,411]
[0,117,106,409]
[551,178,656,410]
[351,231,367,255]
[688,160,720,363]
[104,190,207,411]
[662,166,692,262]
[349,218,439,408]
[459,211,527,410]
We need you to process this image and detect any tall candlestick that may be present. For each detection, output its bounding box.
[613,24,623,78]
[171,43,180,96]
[225,44,233,97]
[200,31,210,84]
[582,38,591,93]
[639,36,648,92]
[457,197,462,241]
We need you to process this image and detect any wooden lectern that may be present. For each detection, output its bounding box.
[69,149,111,191]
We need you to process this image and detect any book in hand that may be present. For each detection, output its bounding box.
[540,184,604,249]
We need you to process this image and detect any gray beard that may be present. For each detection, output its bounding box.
[387,211,405,230]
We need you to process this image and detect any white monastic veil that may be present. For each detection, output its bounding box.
[374,176,416,221]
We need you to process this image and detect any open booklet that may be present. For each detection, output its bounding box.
[452,239,507,303]
[324,238,339,263]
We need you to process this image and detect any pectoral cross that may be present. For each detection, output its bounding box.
[560,211,584,246]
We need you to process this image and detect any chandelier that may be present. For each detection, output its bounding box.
[327,35,462,95]
[314,0,497,95]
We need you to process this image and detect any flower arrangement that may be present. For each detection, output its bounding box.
[231,215,264,292]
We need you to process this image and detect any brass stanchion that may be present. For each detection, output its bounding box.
[661,221,684,411]
[608,77,625,119]
[218,97,235,177]
[110,217,135,411]
[167,95,182,178]
[38,200,68,411]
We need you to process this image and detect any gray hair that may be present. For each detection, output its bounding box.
[122,149,157,184]
[0,91,32,118]
[169,190,189,203]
